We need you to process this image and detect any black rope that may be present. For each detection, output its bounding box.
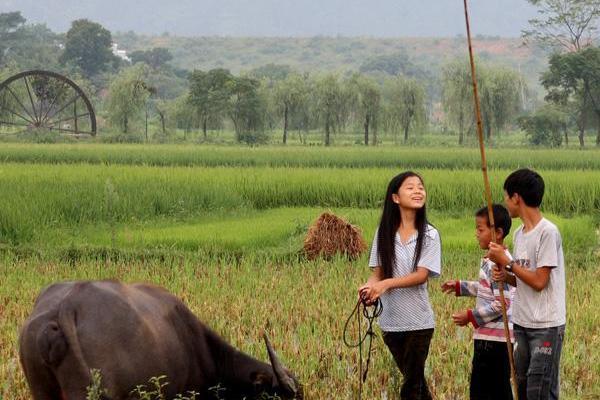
[343,298,383,398]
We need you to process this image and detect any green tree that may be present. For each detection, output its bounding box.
[349,74,381,145]
[0,12,26,66]
[523,0,600,51]
[105,64,153,134]
[129,47,173,70]
[442,60,522,142]
[0,63,21,117]
[153,99,171,136]
[518,105,567,146]
[228,76,267,144]
[60,19,117,77]
[170,94,197,139]
[314,74,344,146]
[384,77,427,144]
[273,73,309,144]
[359,52,422,79]
[337,80,357,136]
[0,11,62,70]
[289,74,314,144]
[5,23,61,70]
[249,64,292,82]
[188,68,234,138]
[441,60,475,145]
[577,47,600,146]
[478,66,523,140]
[542,47,600,147]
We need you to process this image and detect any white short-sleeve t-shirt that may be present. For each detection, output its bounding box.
[368,225,442,332]
[511,218,566,329]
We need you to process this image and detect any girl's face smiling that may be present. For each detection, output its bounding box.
[393,176,426,210]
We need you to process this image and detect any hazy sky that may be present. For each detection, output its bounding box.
[1,0,539,37]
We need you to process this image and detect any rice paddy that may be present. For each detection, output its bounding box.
[0,144,598,399]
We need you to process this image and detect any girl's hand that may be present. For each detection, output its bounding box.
[358,280,388,305]
[452,311,469,326]
[441,280,457,294]
[357,286,369,305]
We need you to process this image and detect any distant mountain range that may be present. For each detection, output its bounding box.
[110,35,548,98]
[1,0,538,37]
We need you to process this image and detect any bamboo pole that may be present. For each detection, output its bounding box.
[462,1,519,398]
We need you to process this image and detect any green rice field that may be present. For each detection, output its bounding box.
[0,143,598,399]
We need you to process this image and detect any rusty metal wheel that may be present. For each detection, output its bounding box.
[0,70,96,137]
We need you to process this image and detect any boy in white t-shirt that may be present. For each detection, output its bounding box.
[488,169,566,400]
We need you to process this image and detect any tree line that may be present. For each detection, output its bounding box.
[2,0,600,147]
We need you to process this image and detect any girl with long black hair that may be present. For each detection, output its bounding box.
[359,171,441,400]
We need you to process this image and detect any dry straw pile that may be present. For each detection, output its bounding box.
[303,212,368,260]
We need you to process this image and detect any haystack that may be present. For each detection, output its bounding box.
[303,212,368,260]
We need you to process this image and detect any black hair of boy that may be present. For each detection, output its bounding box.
[503,168,545,207]
[475,204,512,239]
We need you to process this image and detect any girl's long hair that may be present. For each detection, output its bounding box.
[377,171,429,279]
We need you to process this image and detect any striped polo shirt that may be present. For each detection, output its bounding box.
[455,255,515,343]
[368,225,442,332]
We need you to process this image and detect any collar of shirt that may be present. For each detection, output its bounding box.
[395,226,436,245]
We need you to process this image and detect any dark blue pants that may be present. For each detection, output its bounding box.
[513,324,565,400]
[470,339,513,400]
[382,329,434,400]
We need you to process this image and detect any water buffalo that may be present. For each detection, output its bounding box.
[19,280,302,399]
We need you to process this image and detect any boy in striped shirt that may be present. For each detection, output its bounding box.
[442,204,515,400]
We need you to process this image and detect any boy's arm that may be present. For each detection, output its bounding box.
[488,246,518,286]
[442,280,479,297]
[458,280,479,297]
[505,271,517,287]
[492,266,518,287]
[489,239,555,292]
[468,279,511,328]
[509,262,551,292]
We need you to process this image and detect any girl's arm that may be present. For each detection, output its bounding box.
[366,266,384,285]
[385,266,430,289]
[358,266,385,305]
[359,266,430,304]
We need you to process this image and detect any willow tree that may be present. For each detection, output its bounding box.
[106,64,153,135]
[188,68,233,139]
[384,76,427,144]
[442,60,522,143]
[314,74,345,146]
[273,73,310,144]
[478,66,522,140]
[441,60,474,145]
[349,73,381,146]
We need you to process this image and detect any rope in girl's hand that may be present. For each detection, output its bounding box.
[342,297,383,398]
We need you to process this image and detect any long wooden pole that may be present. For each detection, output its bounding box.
[462,1,519,399]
